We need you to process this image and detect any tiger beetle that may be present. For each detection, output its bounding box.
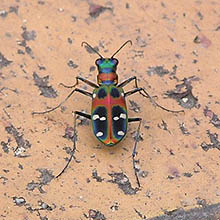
[33,40,183,187]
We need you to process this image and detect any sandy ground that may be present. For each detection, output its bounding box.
[1,0,220,219]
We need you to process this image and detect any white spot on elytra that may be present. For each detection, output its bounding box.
[117,131,125,136]
[100,117,106,121]
[113,116,119,121]
[93,93,96,99]
[96,131,103,137]
[182,97,188,103]
[120,113,126,119]
[92,114,99,120]
[121,92,124,97]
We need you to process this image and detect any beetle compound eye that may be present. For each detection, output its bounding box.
[95,58,103,66]
[112,58,118,65]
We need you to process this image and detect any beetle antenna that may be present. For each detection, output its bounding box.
[81,42,103,58]
[111,40,132,58]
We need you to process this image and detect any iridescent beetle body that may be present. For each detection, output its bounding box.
[91,58,128,146]
[33,40,183,187]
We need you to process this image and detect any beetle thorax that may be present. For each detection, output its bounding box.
[97,73,118,86]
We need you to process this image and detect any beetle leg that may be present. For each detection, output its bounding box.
[56,111,91,178]
[124,88,142,97]
[60,76,98,89]
[126,87,184,113]
[119,76,183,113]
[32,88,92,115]
[139,88,184,113]
[128,117,142,188]
[117,76,136,88]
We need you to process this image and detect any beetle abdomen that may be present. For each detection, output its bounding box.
[91,85,128,146]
